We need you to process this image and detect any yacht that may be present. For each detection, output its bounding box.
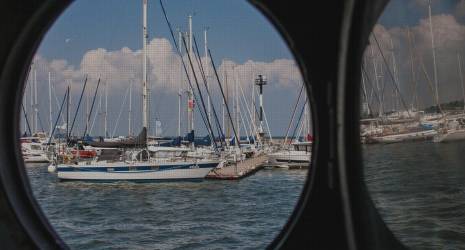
[267,141,311,168]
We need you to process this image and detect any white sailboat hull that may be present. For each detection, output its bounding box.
[369,130,437,144]
[267,151,310,165]
[23,154,50,163]
[433,129,465,143]
[56,161,219,181]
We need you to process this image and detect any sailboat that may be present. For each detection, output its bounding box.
[54,0,221,181]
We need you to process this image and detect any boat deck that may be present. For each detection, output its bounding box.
[206,154,267,180]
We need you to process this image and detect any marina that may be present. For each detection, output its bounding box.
[20,0,312,185]
[12,0,465,249]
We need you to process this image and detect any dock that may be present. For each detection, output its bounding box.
[206,154,267,180]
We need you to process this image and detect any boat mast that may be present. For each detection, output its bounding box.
[222,60,225,134]
[29,64,33,134]
[104,81,108,138]
[31,63,38,133]
[428,0,440,110]
[187,15,194,133]
[457,53,465,113]
[234,67,240,144]
[390,38,399,113]
[86,79,90,134]
[204,28,211,126]
[24,78,27,134]
[129,80,132,136]
[178,29,182,137]
[407,27,418,111]
[371,44,382,117]
[142,0,148,130]
[48,72,52,135]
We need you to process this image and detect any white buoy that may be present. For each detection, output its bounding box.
[47,163,57,173]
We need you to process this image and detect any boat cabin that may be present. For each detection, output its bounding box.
[292,142,312,152]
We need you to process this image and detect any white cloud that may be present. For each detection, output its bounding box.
[364,14,465,110]
[33,37,302,95]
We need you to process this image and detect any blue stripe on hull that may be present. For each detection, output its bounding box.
[57,163,218,172]
[58,178,205,183]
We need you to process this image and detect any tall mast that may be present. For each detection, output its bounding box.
[457,53,465,113]
[204,28,211,125]
[371,44,382,117]
[142,0,148,129]
[428,0,440,109]
[104,81,108,137]
[407,27,418,110]
[30,64,34,134]
[235,68,240,142]
[222,60,225,134]
[390,38,399,112]
[34,68,38,133]
[129,80,132,136]
[66,85,70,140]
[24,80,27,134]
[252,72,256,130]
[188,15,194,132]
[178,29,182,137]
[48,72,52,135]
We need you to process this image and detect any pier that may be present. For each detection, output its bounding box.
[206,154,267,180]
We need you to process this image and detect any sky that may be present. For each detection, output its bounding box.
[27,0,464,138]
[365,0,465,113]
[23,0,306,138]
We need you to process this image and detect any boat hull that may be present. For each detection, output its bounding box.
[23,154,50,163]
[57,162,218,181]
[368,130,437,144]
[267,151,310,167]
[434,129,465,142]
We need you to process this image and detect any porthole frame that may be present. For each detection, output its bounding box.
[0,0,407,249]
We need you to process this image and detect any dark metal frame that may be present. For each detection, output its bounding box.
[0,0,407,249]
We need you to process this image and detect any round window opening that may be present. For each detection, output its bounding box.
[20,0,311,248]
[362,0,465,248]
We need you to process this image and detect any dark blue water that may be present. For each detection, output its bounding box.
[26,165,306,249]
[364,141,465,249]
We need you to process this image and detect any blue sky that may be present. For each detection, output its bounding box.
[38,0,293,66]
[379,0,463,27]
[27,0,305,137]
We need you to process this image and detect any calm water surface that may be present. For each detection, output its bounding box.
[26,165,306,249]
[364,141,465,249]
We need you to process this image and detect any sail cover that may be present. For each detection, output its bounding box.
[88,127,147,148]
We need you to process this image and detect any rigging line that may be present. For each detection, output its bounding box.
[36,110,45,133]
[238,100,253,143]
[48,88,69,145]
[283,83,304,145]
[238,77,259,143]
[51,84,66,124]
[208,49,240,146]
[68,76,88,137]
[360,68,374,117]
[372,33,412,117]
[192,35,224,138]
[290,99,308,143]
[181,35,218,150]
[159,0,218,149]
[21,103,32,136]
[238,103,250,143]
[192,35,225,144]
[419,58,444,114]
[361,63,381,114]
[89,90,102,135]
[82,78,101,137]
[111,85,130,138]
